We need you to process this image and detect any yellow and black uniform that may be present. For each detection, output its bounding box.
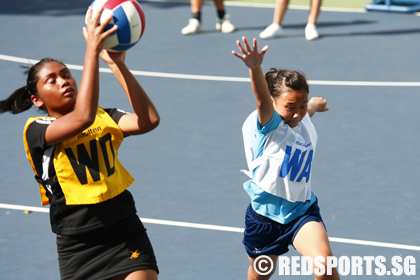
[23,107,158,279]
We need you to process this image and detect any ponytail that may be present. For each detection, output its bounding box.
[0,86,34,114]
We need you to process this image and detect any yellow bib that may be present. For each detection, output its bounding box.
[24,107,134,206]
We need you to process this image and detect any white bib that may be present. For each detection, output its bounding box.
[241,111,317,202]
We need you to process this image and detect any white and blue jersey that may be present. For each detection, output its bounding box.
[241,110,317,224]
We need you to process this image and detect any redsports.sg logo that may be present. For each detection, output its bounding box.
[254,255,416,276]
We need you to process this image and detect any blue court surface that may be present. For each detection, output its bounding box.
[0,0,419,279]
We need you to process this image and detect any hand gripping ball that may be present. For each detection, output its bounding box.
[86,0,145,52]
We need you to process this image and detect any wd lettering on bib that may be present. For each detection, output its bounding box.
[64,133,116,185]
[279,145,313,183]
[53,107,134,205]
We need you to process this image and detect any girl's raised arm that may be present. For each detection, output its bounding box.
[42,7,118,146]
[232,37,273,126]
[99,51,160,136]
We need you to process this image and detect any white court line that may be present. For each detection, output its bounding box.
[1,202,420,252]
[1,54,420,87]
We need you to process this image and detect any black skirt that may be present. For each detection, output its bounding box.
[57,215,158,280]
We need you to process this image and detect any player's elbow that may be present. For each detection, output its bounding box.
[146,114,160,132]
[131,114,160,135]
[80,112,97,128]
[69,109,94,128]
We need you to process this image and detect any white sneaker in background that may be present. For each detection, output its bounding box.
[216,14,235,33]
[305,24,319,41]
[181,18,204,35]
[259,23,284,39]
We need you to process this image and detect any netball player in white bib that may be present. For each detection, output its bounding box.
[233,37,339,280]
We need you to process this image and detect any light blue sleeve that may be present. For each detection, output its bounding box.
[256,111,282,135]
[253,111,282,160]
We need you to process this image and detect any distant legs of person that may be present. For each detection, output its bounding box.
[305,0,321,40]
[214,0,235,33]
[181,0,204,35]
[259,0,321,40]
[181,0,235,35]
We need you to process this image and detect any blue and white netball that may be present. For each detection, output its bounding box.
[86,0,146,52]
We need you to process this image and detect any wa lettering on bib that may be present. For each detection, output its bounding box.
[242,111,317,203]
[280,145,314,183]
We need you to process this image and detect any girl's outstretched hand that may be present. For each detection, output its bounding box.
[309,97,329,112]
[232,37,268,70]
[83,6,118,54]
[308,97,329,117]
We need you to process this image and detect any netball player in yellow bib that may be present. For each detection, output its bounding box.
[0,7,160,280]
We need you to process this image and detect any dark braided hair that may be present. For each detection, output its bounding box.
[0,58,66,114]
[265,68,309,99]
